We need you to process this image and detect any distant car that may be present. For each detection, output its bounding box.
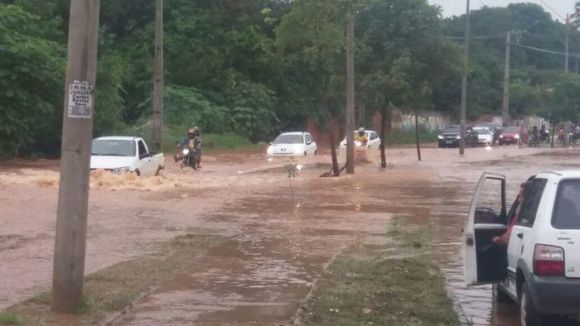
[437,125,478,148]
[339,130,381,150]
[90,136,164,176]
[499,126,521,145]
[267,132,317,157]
[473,126,494,146]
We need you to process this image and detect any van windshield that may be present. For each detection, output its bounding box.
[552,179,580,229]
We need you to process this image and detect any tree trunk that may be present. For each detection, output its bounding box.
[551,125,555,148]
[345,11,355,174]
[415,112,421,161]
[324,98,340,176]
[380,108,387,168]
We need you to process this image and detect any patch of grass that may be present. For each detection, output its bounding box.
[300,225,459,326]
[0,313,19,325]
[163,125,257,152]
[3,229,223,325]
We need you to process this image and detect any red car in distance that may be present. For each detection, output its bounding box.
[498,126,521,145]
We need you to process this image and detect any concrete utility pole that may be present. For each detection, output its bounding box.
[52,0,100,313]
[152,0,164,153]
[459,0,470,156]
[345,11,355,174]
[502,31,511,127]
[566,14,570,74]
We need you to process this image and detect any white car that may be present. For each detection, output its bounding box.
[339,130,381,150]
[90,136,164,176]
[473,126,494,146]
[464,172,580,325]
[267,132,318,157]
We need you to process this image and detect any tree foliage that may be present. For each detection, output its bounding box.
[1,0,578,157]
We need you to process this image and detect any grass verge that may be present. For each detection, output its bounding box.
[299,223,459,326]
[0,313,19,325]
[2,229,223,325]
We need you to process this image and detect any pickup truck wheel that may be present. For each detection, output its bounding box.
[134,169,141,176]
[520,283,545,326]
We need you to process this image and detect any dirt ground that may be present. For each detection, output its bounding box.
[1,145,579,325]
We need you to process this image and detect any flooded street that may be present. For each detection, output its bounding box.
[1,146,579,325]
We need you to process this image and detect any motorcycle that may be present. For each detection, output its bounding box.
[178,147,198,170]
[557,129,567,146]
[569,131,580,145]
[539,130,550,144]
[528,134,539,147]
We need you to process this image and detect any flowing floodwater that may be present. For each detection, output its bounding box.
[2,147,579,325]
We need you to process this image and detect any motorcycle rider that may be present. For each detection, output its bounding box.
[174,128,197,169]
[540,124,548,142]
[354,127,368,146]
[530,126,538,146]
[193,127,202,169]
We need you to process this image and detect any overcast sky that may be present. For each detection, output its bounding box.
[428,0,576,21]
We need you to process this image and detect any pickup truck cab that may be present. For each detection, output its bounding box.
[90,136,164,176]
[464,172,580,325]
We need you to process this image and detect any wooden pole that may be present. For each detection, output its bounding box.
[415,112,421,161]
[459,0,470,156]
[345,11,355,174]
[152,0,164,152]
[502,31,511,127]
[52,0,101,312]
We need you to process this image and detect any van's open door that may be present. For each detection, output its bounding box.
[464,173,508,286]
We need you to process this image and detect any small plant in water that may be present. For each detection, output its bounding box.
[284,160,303,200]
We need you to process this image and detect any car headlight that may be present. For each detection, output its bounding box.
[456,135,461,140]
[499,135,504,138]
[438,135,443,140]
[514,134,520,139]
[112,167,129,175]
[182,149,190,155]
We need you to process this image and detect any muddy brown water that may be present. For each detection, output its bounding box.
[2,147,580,325]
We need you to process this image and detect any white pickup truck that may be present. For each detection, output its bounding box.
[90,136,164,176]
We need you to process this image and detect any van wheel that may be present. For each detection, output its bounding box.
[304,151,307,157]
[494,284,512,304]
[520,283,545,326]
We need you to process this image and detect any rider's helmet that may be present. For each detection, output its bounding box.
[193,126,200,136]
[187,128,195,138]
[358,127,365,136]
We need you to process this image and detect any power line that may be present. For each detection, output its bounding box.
[445,33,505,40]
[512,42,580,58]
[537,0,565,21]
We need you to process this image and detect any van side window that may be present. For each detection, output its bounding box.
[305,134,312,144]
[518,179,547,227]
[138,141,148,158]
[552,179,580,229]
[370,132,377,140]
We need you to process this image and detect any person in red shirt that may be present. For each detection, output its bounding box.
[493,181,532,245]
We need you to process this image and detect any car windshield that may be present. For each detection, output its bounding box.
[504,127,520,133]
[443,126,460,133]
[91,139,135,157]
[273,134,303,144]
[552,179,580,229]
[473,128,490,135]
